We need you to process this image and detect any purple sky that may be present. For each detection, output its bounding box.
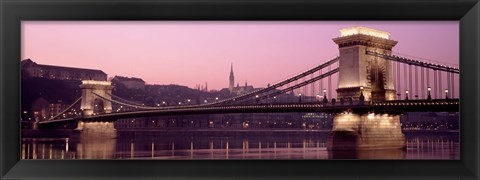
[21,21,458,91]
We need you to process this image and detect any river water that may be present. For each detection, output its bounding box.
[21,130,459,160]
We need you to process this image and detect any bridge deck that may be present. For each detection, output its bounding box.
[38,99,459,126]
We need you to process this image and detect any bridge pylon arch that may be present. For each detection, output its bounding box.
[79,80,113,116]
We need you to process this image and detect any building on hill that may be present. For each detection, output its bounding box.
[21,76,83,126]
[111,76,146,90]
[21,59,107,81]
[31,97,70,122]
[229,81,256,95]
[194,82,208,92]
[227,64,256,96]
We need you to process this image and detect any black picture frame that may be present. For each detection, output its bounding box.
[1,0,479,179]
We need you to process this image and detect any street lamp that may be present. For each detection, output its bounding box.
[256,95,259,103]
[323,89,328,103]
[445,89,449,99]
[298,93,302,103]
[359,86,365,103]
[405,90,409,100]
[427,87,432,100]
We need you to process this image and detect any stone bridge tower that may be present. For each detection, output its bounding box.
[328,27,405,152]
[79,80,113,116]
[76,80,116,139]
[333,26,398,101]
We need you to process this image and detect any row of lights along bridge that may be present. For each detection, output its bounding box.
[288,86,449,104]
[154,86,450,107]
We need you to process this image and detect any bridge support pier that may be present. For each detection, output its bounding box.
[75,121,117,139]
[327,113,405,151]
[73,121,117,159]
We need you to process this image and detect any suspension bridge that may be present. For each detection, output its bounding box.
[36,26,459,150]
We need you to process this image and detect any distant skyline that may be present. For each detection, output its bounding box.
[22,21,459,90]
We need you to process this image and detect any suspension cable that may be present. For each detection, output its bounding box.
[397,60,401,96]
[367,51,459,74]
[415,65,418,99]
[409,64,412,99]
[328,65,332,99]
[421,67,424,99]
[434,69,437,99]
[48,97,82,120]
[257,68,339,101]
[206,56,339,106]
[451,72,455,98]
[438,70,442,98]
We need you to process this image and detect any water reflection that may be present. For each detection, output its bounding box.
[328,149,407,159]
[21,131,459,160]
[76,135,116,159]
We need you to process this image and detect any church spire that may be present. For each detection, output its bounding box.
[229,63,234,93]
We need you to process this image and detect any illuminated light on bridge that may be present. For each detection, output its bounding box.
[339,26,391,39]
[81,80,111,86]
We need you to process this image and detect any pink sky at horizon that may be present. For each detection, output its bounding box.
[22,21,459,91]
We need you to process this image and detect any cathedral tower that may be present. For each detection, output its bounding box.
[229,63,234,93]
